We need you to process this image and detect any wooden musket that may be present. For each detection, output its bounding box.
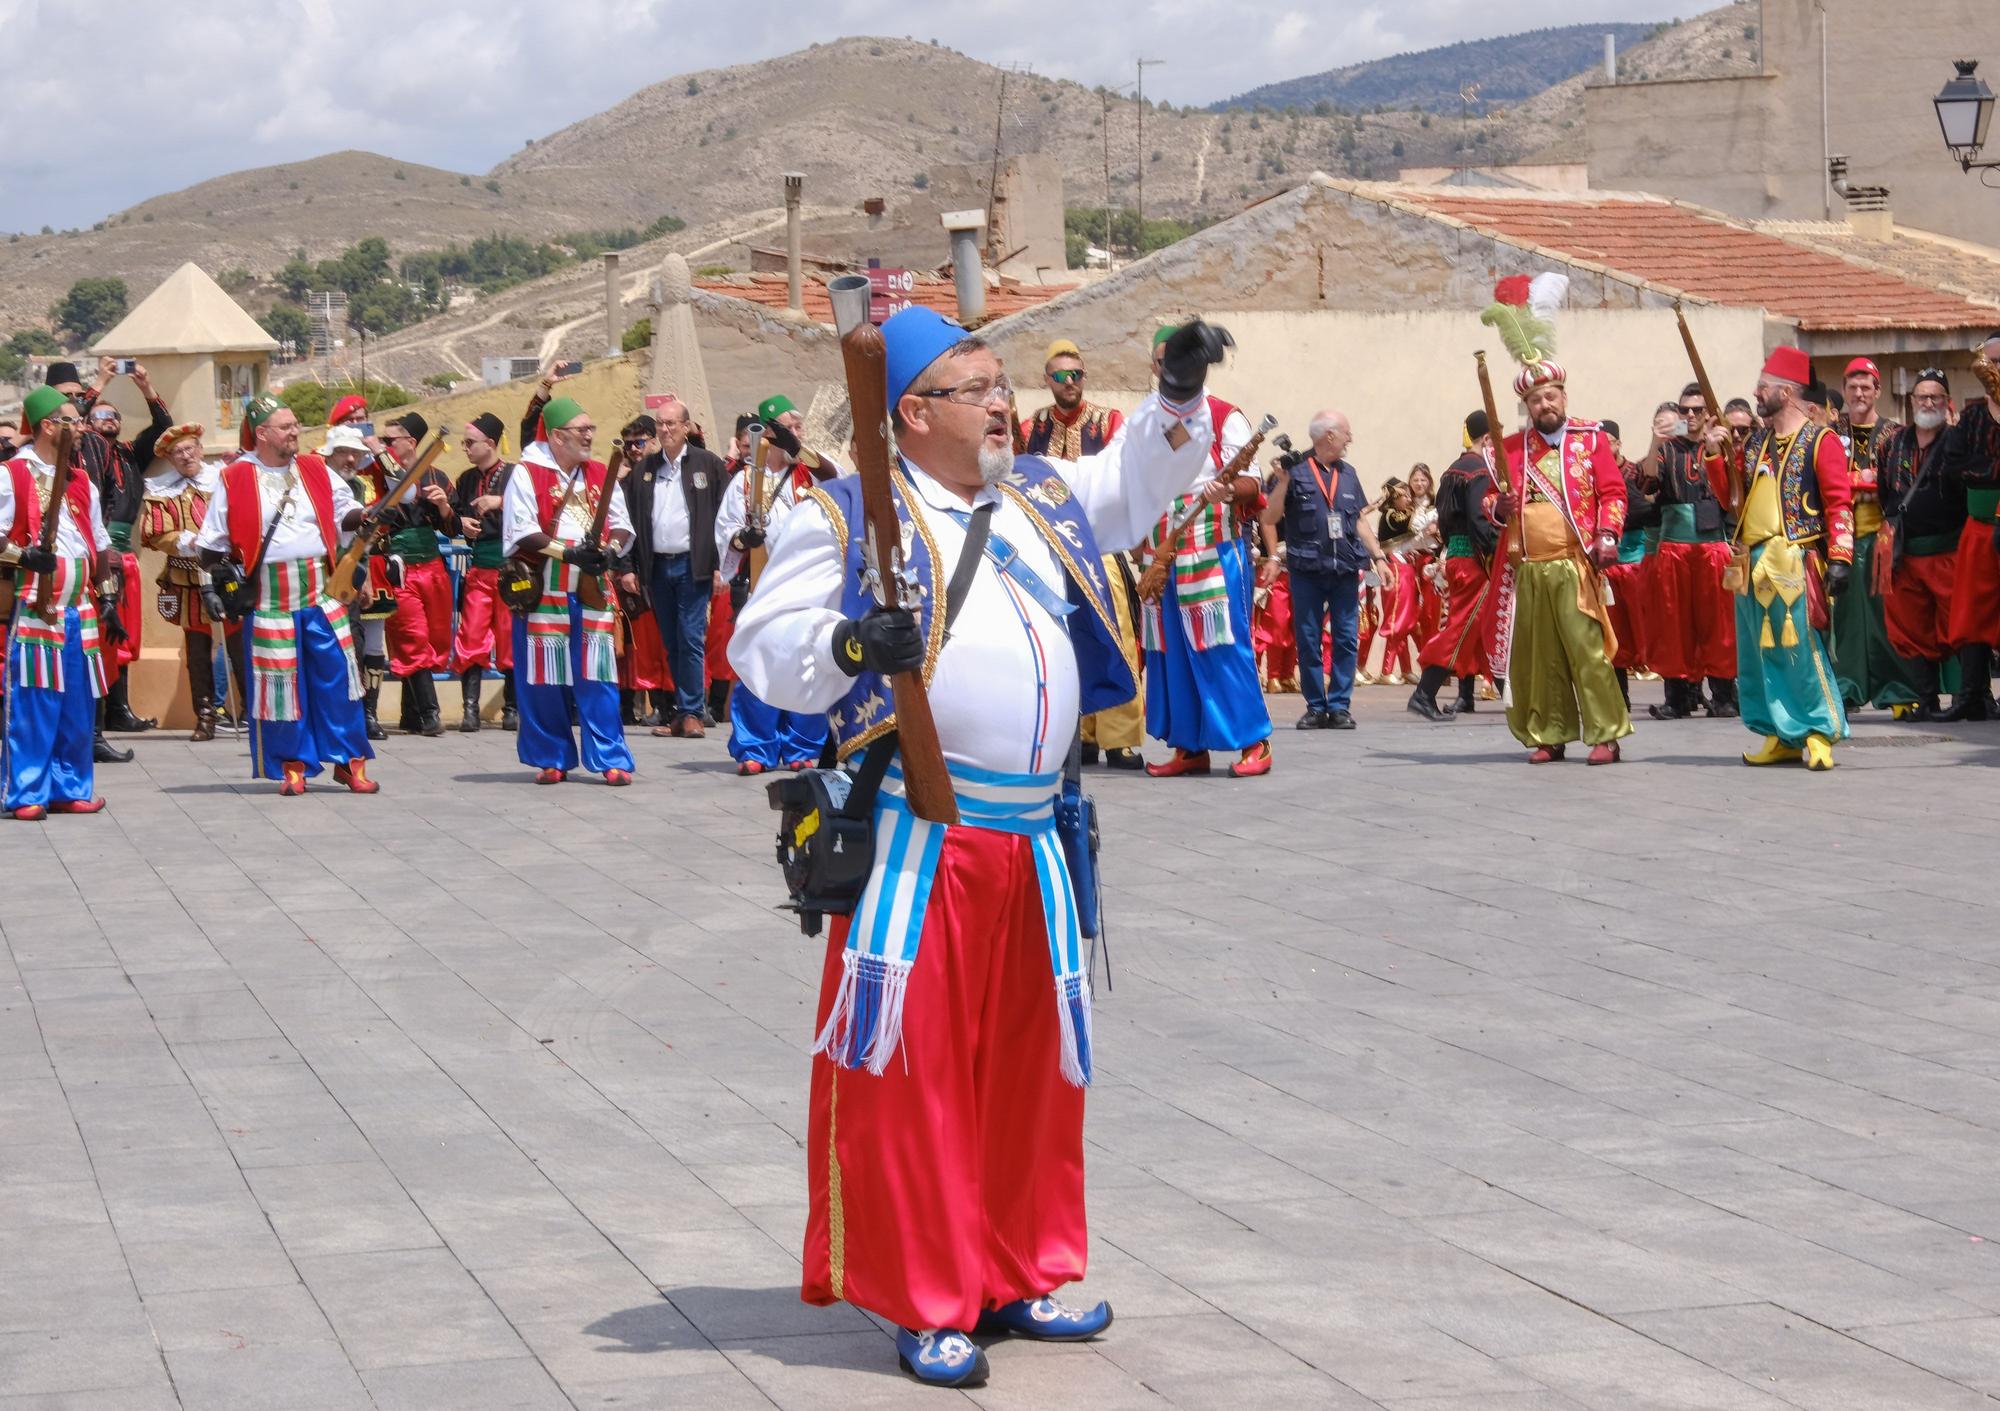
[1674,299,1743,512]
[1137,413,1277,603]
[839,319,958,826]
[30,425,75,616]
[330,433,446,604]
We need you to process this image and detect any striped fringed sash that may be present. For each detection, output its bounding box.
[9,557,107,698]
[523,557,617,688]
[1139,495,1234,652]
[248,557,360,721]
[813,761,1093,1088]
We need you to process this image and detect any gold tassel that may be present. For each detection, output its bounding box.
[1761,614,1776,650]
[1781,612,1798,649]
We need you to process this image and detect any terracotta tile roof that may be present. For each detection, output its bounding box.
[694,273,1075,326]
[1397,191,2000,333]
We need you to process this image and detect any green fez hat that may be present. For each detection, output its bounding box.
[244,393,284,430]
[541,395,586,432]
[1151,324,1179,348]
[756,394,794,423]
[23,386,68,430]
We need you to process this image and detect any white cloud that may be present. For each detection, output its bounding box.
[0,0,1678,231]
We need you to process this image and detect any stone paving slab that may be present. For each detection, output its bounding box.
[5,685,2000,1407]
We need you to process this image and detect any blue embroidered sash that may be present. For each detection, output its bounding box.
[812,759,1093,1088]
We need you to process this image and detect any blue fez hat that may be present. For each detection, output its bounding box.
[882,306,969,410]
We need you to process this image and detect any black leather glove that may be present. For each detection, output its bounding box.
[1157,319,1234,405]
[18,546,56,575]
[734,526,766,551]
[200,586,228,624]
[832,607,923,677]
[1824,560,1852,598]
[562,543,610,575]
[764,420,802,458]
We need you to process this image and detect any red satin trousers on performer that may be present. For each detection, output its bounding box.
[1888,550,1958,662]
[1949,520,2000,649]
[450,567,514,674]
[802,825,1086,1333]
[1417,556,1492,676]
[1648,541,1735,680]
[387,558,453,674]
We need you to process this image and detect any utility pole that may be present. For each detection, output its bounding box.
[1102,86,1113,271]
[1137,58,1164,252]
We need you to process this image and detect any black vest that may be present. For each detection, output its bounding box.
[1283,457,1368,574]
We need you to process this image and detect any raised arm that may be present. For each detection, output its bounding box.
[726,495,852,715]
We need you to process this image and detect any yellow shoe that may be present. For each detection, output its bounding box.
[1802,733,1835,771]
[1889,702,1918,720]
[1742,735,1802,766]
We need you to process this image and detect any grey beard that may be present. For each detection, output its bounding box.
[978,443,1013,485]
[1916,408,1946,431]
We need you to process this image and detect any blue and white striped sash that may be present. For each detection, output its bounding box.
[812,760,1093,1087]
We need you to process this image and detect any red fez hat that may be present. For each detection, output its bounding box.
[328,394,369,427]
[1843,357,1880,383]
[1761,346,1811,385]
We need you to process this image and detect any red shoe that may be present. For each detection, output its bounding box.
[1229,741,1273,778]
[1145,750,1211,778]
[603,768,632,787]
[332,759,380,794]
[784,759,811,771]
[736,760,765,776]
[11,804,47,821]
[50,798,107,814]
[278,761,308,796]
[535,767,567,785]
[1587,741,1621,766]
[1527,744,1566,765]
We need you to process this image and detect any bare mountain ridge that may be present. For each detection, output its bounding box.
[1214,21,1662,114]
[1,10,1756,351]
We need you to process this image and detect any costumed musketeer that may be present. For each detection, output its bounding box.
[729,308,1228,1388]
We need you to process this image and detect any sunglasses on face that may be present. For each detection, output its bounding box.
[1048,369,1084,384]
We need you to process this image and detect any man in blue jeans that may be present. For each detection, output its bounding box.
[1259,410,1390,729]
[617,398,727,738]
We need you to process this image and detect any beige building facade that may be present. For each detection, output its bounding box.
[1586,0,1996,246]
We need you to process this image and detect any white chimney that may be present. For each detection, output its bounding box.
[603,252,622,357]
[941,210,987,324]
[783,172,805,317]
[1604,35,1617,84]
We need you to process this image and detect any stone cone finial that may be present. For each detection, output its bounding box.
[647,253,716,441]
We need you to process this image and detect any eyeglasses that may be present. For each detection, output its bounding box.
[44,415,84,427]
[1676,404,1704,417]
[1048,369,1084,385]
[383,432,413,444]
[460,436,490,448]
[913,375,1014,408]
[560,424,597,437]
[620,435,653,447]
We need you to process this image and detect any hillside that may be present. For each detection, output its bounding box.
[0,5,1761,369]
[1214,21,1660,115]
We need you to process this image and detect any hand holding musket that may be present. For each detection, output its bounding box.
[1137,413,1278,603]
[330,433,446,604]
[829,273,957,827]
[1973,341,2000,402]
[1673,299,1743,510]
[574,447,625,612]
[29,425,76,617]
[742,421,768,532]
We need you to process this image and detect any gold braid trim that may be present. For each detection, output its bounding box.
[997,481,1121,648]
[826,1064,845,1301]
[887,462,948,686]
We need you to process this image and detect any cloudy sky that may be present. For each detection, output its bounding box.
[1,0,1675,231]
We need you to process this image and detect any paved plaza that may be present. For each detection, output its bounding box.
[4,686,2000,1410]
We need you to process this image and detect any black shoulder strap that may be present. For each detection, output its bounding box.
[943,501,994,637]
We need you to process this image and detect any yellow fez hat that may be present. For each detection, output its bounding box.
[1044,338,1082,366]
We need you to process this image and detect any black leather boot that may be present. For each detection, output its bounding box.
[706,678,730,727]
[1449,674,1478,714]
[1408,665,1452,721]
[500,671,518,732]
[1706,675,1740,718]
[1649,679,1692,720]
[409,673,445,737]
[459,669,482,733]
[1937,644,1993,721]
[93,700,134,763]
[103,676,157,732]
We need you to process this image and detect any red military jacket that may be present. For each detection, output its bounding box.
[1499,420,1628,547]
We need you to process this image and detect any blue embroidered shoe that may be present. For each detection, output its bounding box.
[895,1327,989,1387]
[975,1295,1113,1342]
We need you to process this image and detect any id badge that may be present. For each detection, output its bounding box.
[1327,511,1344,540]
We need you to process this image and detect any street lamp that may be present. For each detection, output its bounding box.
[1933,59,1996,171]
